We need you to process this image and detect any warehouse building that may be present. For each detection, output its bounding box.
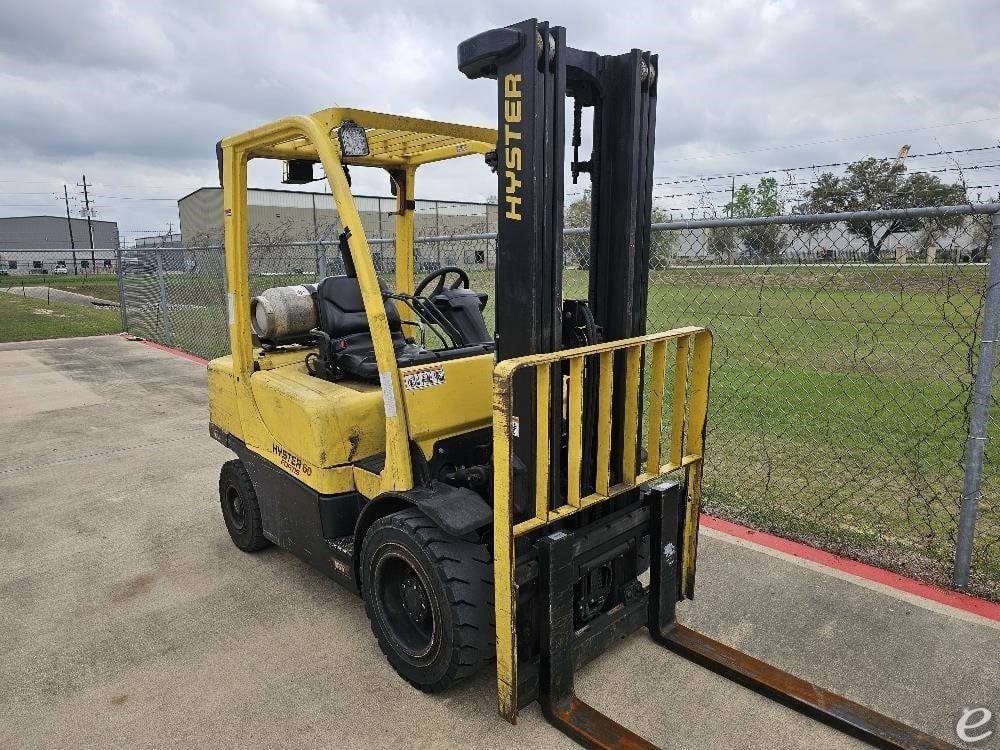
[0,215,119,250]
[134,231,182,248]
[0,215,120,275]
[178,187,497,246]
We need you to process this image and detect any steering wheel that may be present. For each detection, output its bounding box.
[414,266,470,298]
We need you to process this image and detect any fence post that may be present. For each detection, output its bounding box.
[155,249,173,345]
[317,241,327,279]
[954,210,1000,588]
[312,193,327,280]
[116,246,128,333]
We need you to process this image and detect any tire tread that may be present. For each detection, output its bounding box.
[363,507,494,692]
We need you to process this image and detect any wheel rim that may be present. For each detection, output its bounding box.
[373,547,440,662]
[226,485,246,531]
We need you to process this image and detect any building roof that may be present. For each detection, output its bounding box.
[0,214,117,225]
[176,186,492,207]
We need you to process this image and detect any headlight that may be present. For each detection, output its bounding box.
[337,121,369,158]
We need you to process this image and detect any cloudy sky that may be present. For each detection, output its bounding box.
[1,0,998,242]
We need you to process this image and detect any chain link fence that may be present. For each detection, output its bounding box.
[0,247,119,276]
[119,204,1000,601]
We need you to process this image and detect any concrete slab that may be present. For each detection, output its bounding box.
[0,350,106,416]
[0,335,996,749]
[0,285,118,307]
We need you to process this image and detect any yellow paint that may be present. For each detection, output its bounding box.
[255,347,313,371]
[670,336,690,467]
[622,345,641,484]
[566,356,584,507]
[208,357,241,439]
[209,355,379,495]
[491,364,517,723]
[681,330,713,598]
[250,362,385,467]
[353,464,383,500]
[502,73,524,221]
[534,364,551,523]
[646,340,667,475]
[595,351,614,496]
[401,354,493,455]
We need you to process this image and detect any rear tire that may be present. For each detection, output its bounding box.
[219,459,269,552]
[361,507,493,692]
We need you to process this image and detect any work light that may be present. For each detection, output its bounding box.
[337,121,369,158]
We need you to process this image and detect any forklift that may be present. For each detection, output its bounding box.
[207,18,955,750]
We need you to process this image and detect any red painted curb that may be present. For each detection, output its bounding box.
[701,514,1000,622]
[125,335,209,365]
[122,334,999,622]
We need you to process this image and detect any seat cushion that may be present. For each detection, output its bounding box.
[316,275,401,338]
[314,274,494,383]
[316,275,414,381]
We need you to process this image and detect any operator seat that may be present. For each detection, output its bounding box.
[313,274,425,381]
[310,273,496,383]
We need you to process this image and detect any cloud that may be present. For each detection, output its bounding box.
[0,0,997,235]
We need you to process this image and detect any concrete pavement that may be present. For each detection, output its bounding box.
[0,335,996,749]
[1,285,118,307]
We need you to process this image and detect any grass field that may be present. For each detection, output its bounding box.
[1,273,121,302]
[634,265,997,596]
[120,262,999,598]
[0,292,123,343]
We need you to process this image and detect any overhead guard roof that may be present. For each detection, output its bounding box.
[239,107,497,168]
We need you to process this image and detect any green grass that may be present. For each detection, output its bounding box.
[634,265,998,598]
[1,273,122,302]
[0,292,123,342]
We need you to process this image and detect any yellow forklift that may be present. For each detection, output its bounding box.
[207,18,954,750]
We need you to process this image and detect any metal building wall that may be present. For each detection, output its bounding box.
[0,216,119,250]
[177,187,494,246]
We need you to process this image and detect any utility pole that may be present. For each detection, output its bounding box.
[78,174,96,273]
[63,185,78,275]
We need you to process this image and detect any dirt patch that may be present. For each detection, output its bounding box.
[109,572,158,604]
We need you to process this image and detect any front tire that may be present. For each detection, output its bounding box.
[219,459,269,552]
[361,507,493,692]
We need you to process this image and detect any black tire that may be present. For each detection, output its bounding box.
[218,459,269,552]
[361,507,493,692]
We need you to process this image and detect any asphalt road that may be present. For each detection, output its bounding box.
[0,334,996,749]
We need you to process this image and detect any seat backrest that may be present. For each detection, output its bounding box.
[316,275,401,340]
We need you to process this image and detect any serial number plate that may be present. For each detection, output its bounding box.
[403,367,446,391]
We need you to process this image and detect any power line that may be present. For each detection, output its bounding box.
[564,144,1000,200]
[77,174,96,269]
[0,191,65,196]
[63,185,79,275]
[649,145,1000,189]
[91,195,177,201]
[0,203,75,208]
[650,162,1000,201]
[657,115,1000,164]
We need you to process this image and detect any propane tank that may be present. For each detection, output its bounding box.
[250,284,318,339]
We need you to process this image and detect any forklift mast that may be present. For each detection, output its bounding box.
[459,17,658,500]
[459,17,656,355]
